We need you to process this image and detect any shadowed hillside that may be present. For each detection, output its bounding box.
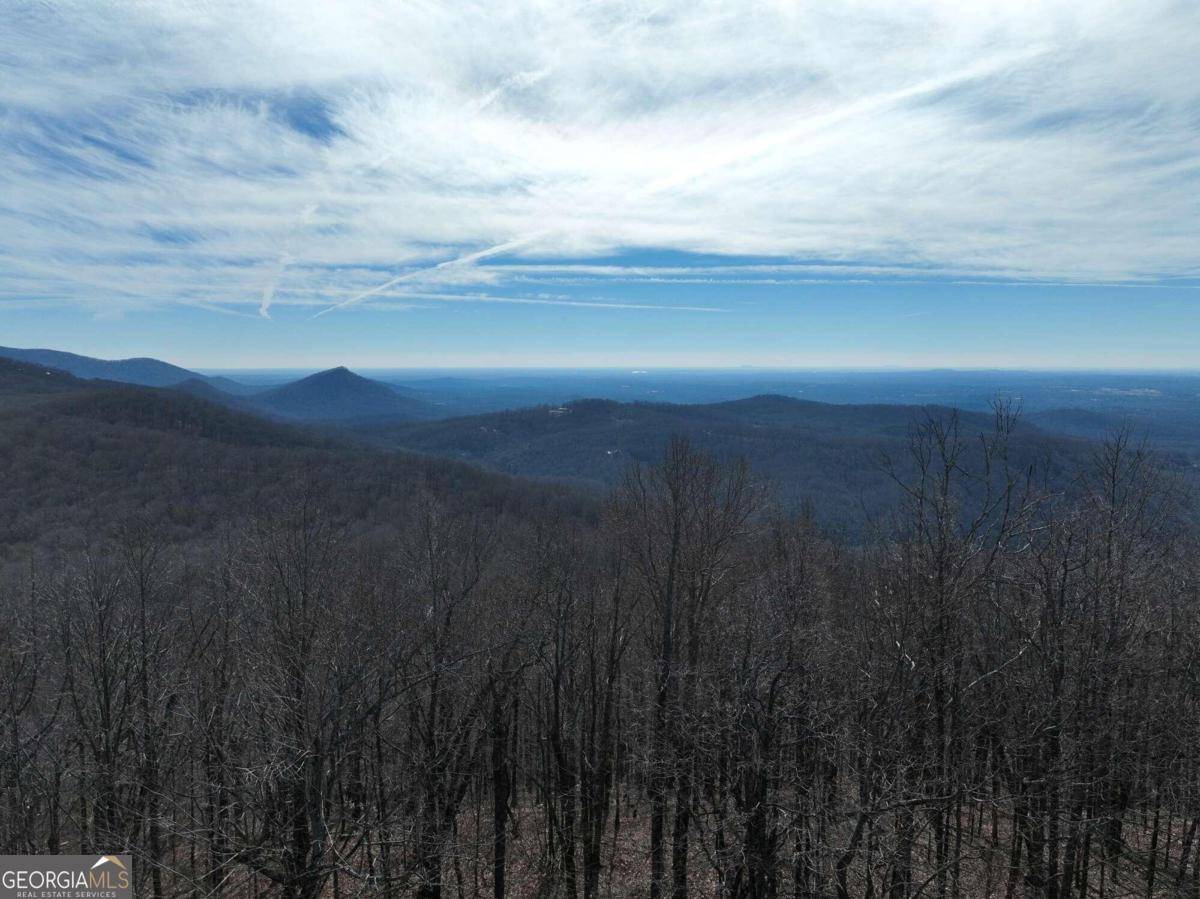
[0,363,590,564]
[353,394,1106,530]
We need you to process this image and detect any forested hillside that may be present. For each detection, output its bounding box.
[2,365,1198,899]
[354,395,1115,532]
[0,367,588,568]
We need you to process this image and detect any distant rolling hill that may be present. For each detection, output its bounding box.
[0,345,254,394]
[352,394,1121,531]
[246,366,436,423]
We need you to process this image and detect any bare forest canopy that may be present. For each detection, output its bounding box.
[1,355,1199,899]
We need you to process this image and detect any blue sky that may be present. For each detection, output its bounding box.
[2,1,1198,369]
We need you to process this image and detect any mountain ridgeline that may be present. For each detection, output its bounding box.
[0,347,438,423]
[0,345,254,394]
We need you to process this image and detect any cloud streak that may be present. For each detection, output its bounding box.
[317,45,1047,317]
[1,0,1197,322]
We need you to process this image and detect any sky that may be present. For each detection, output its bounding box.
[1,0,1198,369]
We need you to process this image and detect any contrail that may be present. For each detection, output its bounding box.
[260,204,318,319]
[314,46,1046,319]
[311,233,548,318]
[372,289,725,312]
[637,48,1046,198]
[259,252,292,319]
[476,67,552,112]
[182,299,260,318]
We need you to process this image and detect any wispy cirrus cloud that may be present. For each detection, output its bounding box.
[1,0,1198,320]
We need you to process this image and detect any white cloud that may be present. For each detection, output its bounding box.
[1,0,1197,317]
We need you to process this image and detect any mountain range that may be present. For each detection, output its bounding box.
[0,347,436,424]
[2,348,1197,535]
[6,347,1200,447]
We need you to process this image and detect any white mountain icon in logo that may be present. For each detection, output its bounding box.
[90,856,127,871]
